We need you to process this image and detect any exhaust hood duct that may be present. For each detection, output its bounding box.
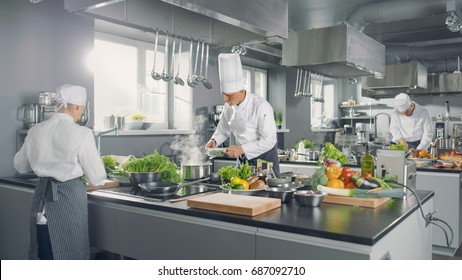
[363,72,462,98]
[363,61,427,90]
[281,25,385,78]
[347,0,448,32]
[159,0,288,39]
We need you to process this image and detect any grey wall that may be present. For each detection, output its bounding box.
[284,68,311,149]
[0,0,94,176]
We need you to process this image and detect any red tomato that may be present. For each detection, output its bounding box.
[339,166,353,182]
[364,173,373,179]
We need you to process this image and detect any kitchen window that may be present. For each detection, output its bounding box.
[242,65,267,99]
[311,78,335,128]
[90,32,192,131]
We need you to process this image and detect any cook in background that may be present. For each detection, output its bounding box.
[205,53,280,176]
[14,84,106,260]
[390,93,433,157]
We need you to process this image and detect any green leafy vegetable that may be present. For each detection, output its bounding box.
[122,150,182,183]
[217,163,252,182]
[311,166,328,189]
[293,139,315,149]
[390,144,407,150]
[319,142,349,165]
[238,162,252,180]
[101,155,128,177]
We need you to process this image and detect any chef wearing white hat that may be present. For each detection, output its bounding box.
[205,53,280,176]
[389,93,433,156]
[14,84,106,259]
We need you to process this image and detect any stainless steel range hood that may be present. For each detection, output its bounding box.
[362,71,461,99]
[363,61,428,90]
[281,25,385,78]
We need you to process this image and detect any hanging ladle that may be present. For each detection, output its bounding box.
[167,36,176,83]
[151,29,162,80]
[197,40,205,83]
[173,39,184,86]
[162,32,172,82]
[201,42,212,89]
[294,68,301,98]
[187,38,198,87]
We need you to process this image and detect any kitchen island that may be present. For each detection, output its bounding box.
[0,176,433,260]
[214,157,462,257]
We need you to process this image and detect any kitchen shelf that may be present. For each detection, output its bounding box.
[339,103,392,109]
[340,116,374,120]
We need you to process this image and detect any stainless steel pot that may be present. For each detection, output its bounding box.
[181,163,211,180]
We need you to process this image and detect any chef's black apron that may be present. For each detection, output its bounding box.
[239,144,280,177]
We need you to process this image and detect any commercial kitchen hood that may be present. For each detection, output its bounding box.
[281,25,385,78]
[362,72,462,99]
[362,61,428,90]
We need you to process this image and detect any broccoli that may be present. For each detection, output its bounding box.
[311,166,328,189]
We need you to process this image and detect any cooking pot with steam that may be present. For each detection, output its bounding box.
[181,162,211,180]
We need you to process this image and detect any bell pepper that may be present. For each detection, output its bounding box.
[326,165,342,180]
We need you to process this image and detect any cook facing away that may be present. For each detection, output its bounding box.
[390,93,433,157]
[14,84,106,260]
[205,53,280,176]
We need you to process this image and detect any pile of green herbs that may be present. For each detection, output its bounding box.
[121,150,182,183]
[217,162,252,182]
[101,155,128,177]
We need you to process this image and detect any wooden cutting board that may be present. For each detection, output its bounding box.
[187,193,281,216]
[86,179,119,191]
[323,195,390,208]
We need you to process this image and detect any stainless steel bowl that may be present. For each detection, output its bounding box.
[266,187,296,203]
[138,182,179,194]
[294,190,326,207]
[277,182,304,189]
[128,172,160,187]
[266,176,291,187]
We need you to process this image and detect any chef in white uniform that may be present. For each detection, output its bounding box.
[14,84,106,260]
[205,53,280,176]
[390,93,433,157]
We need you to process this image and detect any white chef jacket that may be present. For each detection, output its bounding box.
[212,92,277,159]
[14,113,106,186]
[389,103,433,150]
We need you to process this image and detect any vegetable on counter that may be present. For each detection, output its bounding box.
[101,155,128,178]
[293,139,315,149]
[317,185,405,198]
[217,162,253,183]
[122,150,182,183]
[311,166,328,190]
[352,175,381,190]
[319,142,349,166]
[390,144,407,150]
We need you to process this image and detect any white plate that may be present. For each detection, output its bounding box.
[408,157,433,162]
[206,148,227,157]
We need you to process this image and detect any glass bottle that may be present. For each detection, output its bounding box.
[361,144,374,176]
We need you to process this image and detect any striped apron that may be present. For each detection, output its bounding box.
[29,177,90,260]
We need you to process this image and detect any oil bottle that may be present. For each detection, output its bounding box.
[361,144,374,176]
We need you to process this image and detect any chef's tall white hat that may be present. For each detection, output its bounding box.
[394,93,411,112]
[218,53,244,94]
[56,84,87,108]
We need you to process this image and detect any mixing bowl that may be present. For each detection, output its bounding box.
[266,187,296,203]
[294,190,326,207]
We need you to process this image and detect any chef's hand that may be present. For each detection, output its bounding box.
[411,149,421,158]
[398,138,409,150]
[205,139,217,149]
[226,146,244,158]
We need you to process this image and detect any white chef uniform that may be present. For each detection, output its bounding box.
[390,93,433,150]
[211,53,279,174]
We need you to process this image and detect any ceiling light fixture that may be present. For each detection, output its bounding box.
[29,0,44,3]
[445,10,462,32]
